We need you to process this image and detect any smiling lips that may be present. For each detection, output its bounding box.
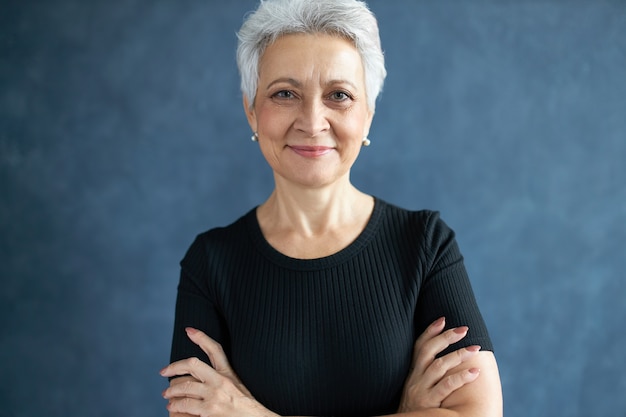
[289,145,334,158]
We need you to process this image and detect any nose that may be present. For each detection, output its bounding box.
[294,97,330,137]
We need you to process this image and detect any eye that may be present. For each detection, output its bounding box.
[272,90,295,99]
[329,91,352,101]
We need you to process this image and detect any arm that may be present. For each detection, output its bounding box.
[394,316,502,417]
[390,352,502,417]
[391,213,502,416]
[161,326,501,417]
[162,328,278,417]
[165,235,234,417]
[439,351,501,416]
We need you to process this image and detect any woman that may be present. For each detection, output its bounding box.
[160,0,502,416]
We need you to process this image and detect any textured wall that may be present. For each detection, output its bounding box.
[1,1,625,416]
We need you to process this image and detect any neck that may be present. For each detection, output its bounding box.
[258,175,372,237]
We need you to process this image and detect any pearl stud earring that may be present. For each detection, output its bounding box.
[362,137,371,146]
[251,132,258,142]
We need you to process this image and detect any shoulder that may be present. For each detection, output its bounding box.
[376,198,458,257]
[181,208,256,266]
[377,198,451,235]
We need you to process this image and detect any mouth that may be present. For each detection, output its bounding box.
[288,145,334,158]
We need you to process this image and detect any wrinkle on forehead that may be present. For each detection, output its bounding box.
[258,33,365,94]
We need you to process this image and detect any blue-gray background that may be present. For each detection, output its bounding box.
[1,0,625,416]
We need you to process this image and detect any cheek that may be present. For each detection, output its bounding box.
[339,114,369,142]
[257,110,291,139]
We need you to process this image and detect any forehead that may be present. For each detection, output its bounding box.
[258,33,364,85]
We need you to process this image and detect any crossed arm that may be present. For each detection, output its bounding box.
[160,318,502,417]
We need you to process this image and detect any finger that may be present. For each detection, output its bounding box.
[405,344,480,392]
[185,327,253,397]
[411,317,446,368]
[166,396,205,416]
[430,367,481,401]
[185,328,233,374]
[413,317,446,354]
[414,326,470,372]
[422,345,481,384]
[160,356,215,382]
[163,378,206,400]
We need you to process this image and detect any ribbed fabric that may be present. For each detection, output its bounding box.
[170,198,493,417]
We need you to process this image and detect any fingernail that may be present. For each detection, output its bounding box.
[159,367,167,376]
[453,326,469,335]
[433,316,445,327]
[466,345,481,352]
[185,327,198,335]
[469,368,480,375]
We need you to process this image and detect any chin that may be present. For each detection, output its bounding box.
[288,173,338,188]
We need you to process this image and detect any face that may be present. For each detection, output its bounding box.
[244,33,374,189]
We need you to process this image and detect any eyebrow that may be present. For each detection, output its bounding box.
[265,78,359,91]
[266,78,301,90]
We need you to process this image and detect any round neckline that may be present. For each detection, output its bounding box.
[245,197,386,271]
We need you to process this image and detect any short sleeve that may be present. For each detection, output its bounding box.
[169,234,230,367]
[414,211,493,356]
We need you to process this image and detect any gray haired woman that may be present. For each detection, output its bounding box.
[160,0,503,416]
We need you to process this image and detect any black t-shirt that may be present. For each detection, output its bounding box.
[170,198,493,417]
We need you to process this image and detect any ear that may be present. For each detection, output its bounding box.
[243,95,257,132]
[363,110,374,138]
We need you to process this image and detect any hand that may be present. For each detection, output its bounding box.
[398,317,481,412]
[160,328,277,417]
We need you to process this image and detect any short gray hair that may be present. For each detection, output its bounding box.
[236,0,387,111]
